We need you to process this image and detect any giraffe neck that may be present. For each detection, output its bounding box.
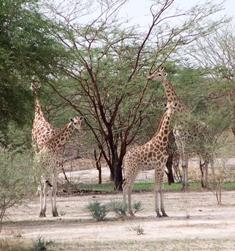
[162,78,189,113]
[45,122,75,152]
[34,97,49,123]
[151,112,172,147]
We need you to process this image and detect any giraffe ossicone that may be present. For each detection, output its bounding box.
[122,101,178,217]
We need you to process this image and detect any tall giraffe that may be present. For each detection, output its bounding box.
[122,101,178,217]
[31,81,56,153]
[147,68,195,190]
[36,116,83,217]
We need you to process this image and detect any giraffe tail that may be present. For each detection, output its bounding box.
[45,180,53,187]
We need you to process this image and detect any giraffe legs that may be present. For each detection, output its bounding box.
[51,170,59,217]
[39,177,58,217]
[155,170,168,217]
[122,180,135,217]
[39,179,49,217]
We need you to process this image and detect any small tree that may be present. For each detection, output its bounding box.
[0,149,36,232]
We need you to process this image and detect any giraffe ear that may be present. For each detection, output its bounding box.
[79,116,84,121]
[70,118,74,122]
[163,103,167,109]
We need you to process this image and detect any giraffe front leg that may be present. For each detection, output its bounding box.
[39,181,48,217]
[51,170,59,217]
[122,184,127,215]
[154,169,162,217]
[154,187,162,217]
[51,183,58,217]
[155,169,168,217]
[159,174,168,217]
[160,172,168,217]
[127,185,135,217]
[47,180,58,217]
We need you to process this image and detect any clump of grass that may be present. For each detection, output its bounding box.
[107,200,126,216]
[128,224,144,235]
[133,201,143,213]
[85,201,108,221]
[85,200,143,220]
[0,239,31,251]
[32,235,54,251]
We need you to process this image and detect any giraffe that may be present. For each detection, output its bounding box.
[147,68,203,190]
[122,101,178,217]
[31,80,57,153]
[36,116,83,217]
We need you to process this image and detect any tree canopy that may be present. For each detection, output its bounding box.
[0,0,68,146]
[41,0,230,189]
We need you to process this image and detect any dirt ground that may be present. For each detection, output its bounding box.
[1,159,235,250]
[1,189,235,250]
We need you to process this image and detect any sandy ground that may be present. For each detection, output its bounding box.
[2,190,235,250]
[1,161,235,250]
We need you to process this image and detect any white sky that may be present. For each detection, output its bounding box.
[119,0,234,27]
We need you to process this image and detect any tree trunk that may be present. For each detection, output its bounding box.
[114,162,123,191]
[166,154,175,185]
[200,159,209,188]
[94,149,102,184]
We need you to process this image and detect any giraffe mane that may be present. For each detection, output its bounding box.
[151,110,167,139]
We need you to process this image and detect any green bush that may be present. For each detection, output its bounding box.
[85,201,108,221]
[32,236,54,251]
[0,149,36,232]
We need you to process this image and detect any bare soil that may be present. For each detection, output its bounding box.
[1,162,235,250]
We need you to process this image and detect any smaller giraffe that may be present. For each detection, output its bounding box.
[31,81,57,153]
[122,101,178,217]
[36,116,83,217]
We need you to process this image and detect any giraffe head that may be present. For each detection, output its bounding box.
[164,101,178,116]
[147,67,167,81]
[70,116,83,133]
[30,80,41,94]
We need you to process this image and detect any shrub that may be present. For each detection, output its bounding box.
[85,201,108,221]
[0,149,36,232]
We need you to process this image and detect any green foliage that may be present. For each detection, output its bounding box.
[0,0,68,142]
[0,149,36,232]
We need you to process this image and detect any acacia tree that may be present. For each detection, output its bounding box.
[45,0,227,190]
[0,0,68,148]
[176,23,235,187]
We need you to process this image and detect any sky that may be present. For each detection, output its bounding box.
[118,0,235,27]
